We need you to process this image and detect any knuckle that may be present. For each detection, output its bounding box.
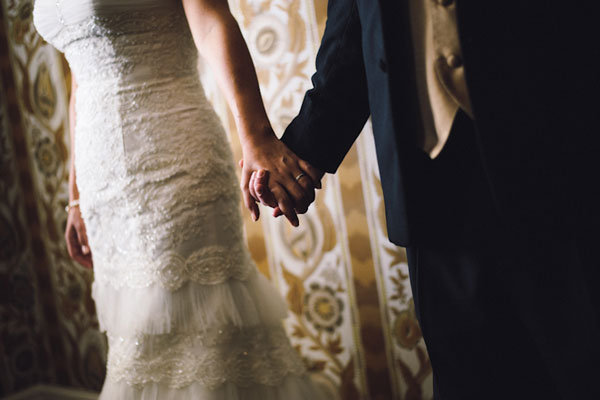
[296,206,308,214]
[299,201,309,212]
[279,196,290,206]
[272,191,283,201]
[299,194,309,207]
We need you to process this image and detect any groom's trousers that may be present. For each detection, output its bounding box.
[406,111,600,400]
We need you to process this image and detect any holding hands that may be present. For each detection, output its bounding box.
[240,131,323,226]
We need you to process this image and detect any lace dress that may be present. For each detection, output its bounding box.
[33,1,323,398]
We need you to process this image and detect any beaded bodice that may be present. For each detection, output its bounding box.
[34,1,196,83]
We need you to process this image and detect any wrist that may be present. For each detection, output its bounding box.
[68,190,79,203]
[240,124,277,147]
[68,169,79,201]
[65,199,80,213]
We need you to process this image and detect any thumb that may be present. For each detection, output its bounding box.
[76,224,90,255]
[241,166,260,221]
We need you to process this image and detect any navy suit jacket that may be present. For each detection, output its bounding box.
[281,0,600,246]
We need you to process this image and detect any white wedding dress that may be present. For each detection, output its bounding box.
[33,1,324,398]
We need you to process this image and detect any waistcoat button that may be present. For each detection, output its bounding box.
[446,54,462,68]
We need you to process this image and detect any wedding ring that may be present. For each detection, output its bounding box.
[295,173,306,182]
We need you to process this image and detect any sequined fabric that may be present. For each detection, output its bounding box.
[32,1,315,398]
[107,327,306,389]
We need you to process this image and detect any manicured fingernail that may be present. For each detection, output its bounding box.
[257,170,265,177]
[82,245,89,254]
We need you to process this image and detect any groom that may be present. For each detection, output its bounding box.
[242,0,600,399]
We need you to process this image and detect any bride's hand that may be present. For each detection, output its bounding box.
[65,207,93,268]
[240,130,322,226]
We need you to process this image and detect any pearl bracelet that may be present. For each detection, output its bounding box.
[65,199,80,213]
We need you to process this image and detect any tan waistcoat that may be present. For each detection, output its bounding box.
[409,0,473,158]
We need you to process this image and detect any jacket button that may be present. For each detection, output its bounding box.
[379,58,388,72]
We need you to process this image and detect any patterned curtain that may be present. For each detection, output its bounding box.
[0,0,432,398]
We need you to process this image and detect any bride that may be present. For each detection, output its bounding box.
[33,0,324,398]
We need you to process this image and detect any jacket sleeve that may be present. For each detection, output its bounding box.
[281,0,370,173]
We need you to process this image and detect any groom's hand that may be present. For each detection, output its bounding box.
[251,165,324,219]
[240,133,322,226]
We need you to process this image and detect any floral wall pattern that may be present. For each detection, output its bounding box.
[1,0,432,398]
[1,28,51,394]
[0,0,105,396]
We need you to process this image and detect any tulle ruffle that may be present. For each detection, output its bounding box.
[92,271,289,336]
[99,374,330,400]
[104,326,307,391]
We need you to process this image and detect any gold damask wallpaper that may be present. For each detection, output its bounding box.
[0,0,432,399]
[1,0,105,396]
